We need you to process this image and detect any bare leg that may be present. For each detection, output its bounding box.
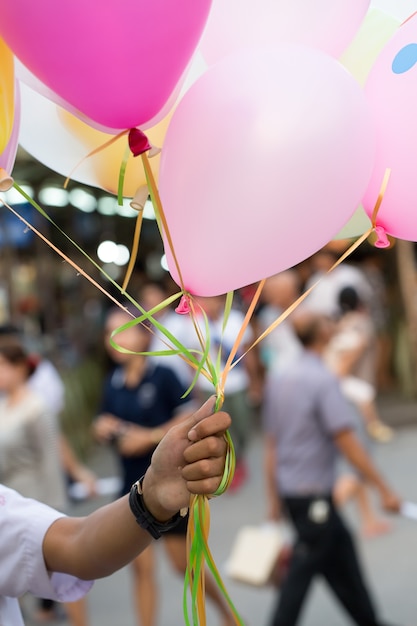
[131,545,157,626]
[63,599,89,626]
[163,534,236,626]
[359,400,394,443]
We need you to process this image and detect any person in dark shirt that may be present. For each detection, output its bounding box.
[93,308,235,626]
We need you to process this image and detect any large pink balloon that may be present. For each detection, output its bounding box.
[362,13,417,241]
[199,0,370,66]
[159,45,375,296]
[0,0,212,131]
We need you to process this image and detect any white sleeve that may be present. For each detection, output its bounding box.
[0,485,93,600]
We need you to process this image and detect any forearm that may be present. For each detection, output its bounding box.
[334,429,390,493]
[43,398,231,581]
[43,492,159,580]
[264,435,281,517]
[334,347,363,377]
[59,434,94,482]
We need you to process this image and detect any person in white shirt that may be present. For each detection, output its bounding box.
[302,247,372,320]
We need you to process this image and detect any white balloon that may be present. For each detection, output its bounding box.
[370,0,417,21]
[199,0,370,66]
[19,81,100,188]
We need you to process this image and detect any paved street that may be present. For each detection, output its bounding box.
[23,407,417,626]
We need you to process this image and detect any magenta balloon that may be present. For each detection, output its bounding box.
[0,0,212,131]
[363,14,417,241]
[200,0,370,66]
[0,80,20,173]
[159,45,375,296]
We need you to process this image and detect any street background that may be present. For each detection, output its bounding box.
[21,395,417,626]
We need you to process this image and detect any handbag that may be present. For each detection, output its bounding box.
[225,521,292,587]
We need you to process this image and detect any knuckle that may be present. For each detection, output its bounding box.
[198,459,213,476]
[204,436,219,455]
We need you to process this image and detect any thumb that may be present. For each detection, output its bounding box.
[183,395,217,435]
[186,396,231,442]
[168,397,218,442]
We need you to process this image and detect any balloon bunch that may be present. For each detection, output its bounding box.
[1,0,414,295]
[1,1,417,623]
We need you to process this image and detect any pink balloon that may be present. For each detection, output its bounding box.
[159,45,375,296]
[0,81,20,173]
[199,0,370,66]
[15,58,183,136]
[362,14,417,241]
[0,0,212,131]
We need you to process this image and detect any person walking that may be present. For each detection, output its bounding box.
[262,311,401,626]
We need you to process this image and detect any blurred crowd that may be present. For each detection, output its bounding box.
[0,243,405,626]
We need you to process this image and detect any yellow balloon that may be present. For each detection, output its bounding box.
[59,108,171,197]
[331,9,401,242]
[333,205,372,240]
[340,8,401,86]
[0,38,15,154]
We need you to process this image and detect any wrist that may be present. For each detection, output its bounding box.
[150,427,165,446]
[377,482,391,496]
[141,471,175,522]
[129,474,188,539]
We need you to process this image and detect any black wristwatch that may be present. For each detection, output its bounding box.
[129,475,188,540]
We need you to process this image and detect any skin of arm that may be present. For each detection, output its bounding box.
[59,434,97,495]
[264,434,282,521]
[42,397,230,580]
[115,405,196,456]
[243,338,265,405]
[334,428,401,513]
[332,340,366,378]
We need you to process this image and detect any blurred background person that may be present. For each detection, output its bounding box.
[93,307,235,626]
[360,252,396,391]
[0,323,98,494]
[325,285,393,443]
[0,324,97,622]
[0,335,91,626]
[324,285,394,538]
[262,310,401,626]
[185,294,263,492]
[301,246,372,320]
[139,280,194,389]
[257,271,302,377]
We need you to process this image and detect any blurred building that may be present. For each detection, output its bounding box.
[1,148,167,364]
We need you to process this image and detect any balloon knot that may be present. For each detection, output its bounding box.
[128,128,152,157]
[0,167,14,192]
[130,186,149,211]
[175,294,191,315]
[373,225,390,249]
